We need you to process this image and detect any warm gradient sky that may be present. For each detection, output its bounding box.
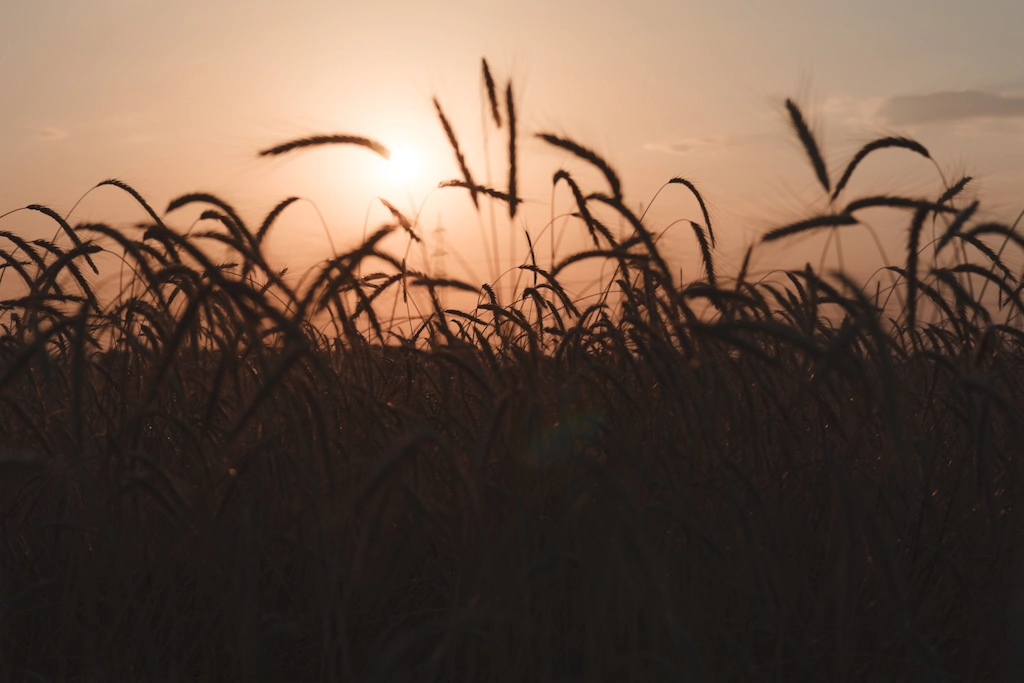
[2,0,1022,287]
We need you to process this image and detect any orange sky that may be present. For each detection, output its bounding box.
[2,0,1023,294]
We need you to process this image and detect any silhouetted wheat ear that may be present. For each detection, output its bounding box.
[956,232,1013,280]
[411,276,479,295]
[843,196,949,213]
[905,204,930,335]
[256,197,300,244]
[481,282,497,305]
[831,136,931,201]
[935,200,979,253]
[97,179,167,229]
[761,213,858,242]
[258,135,390,159]
[434,97,478,209]
[27,205,100,274]
[785,99,830,194]
[551,169,603,246]
[689,221,715,287]
[537,134,622,201]
[967,222,1024,252]
[735,245,753,290]
[438,180,512,203]
[944,262,1018,304]
[668,177,715,248]
[481,58,502,128]
[378,198,421,243]
[506,82,518,218]
[166,193,254,246]
[937,176,973,206]
[524,229,537,272]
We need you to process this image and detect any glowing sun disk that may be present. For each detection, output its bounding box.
[385,144,421,184]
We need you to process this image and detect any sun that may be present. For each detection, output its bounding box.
[383,142,422,185]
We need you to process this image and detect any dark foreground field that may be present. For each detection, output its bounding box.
[2,66,1023,681]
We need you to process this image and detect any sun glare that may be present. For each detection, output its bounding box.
[384,143,421,185]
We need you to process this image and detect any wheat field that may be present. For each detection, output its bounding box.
[0,60,1022,682]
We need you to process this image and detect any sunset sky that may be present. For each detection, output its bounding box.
[2,0,1022,289]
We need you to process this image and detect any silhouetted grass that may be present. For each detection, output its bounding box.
[1,64,1022,683]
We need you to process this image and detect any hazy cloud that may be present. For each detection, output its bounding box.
[32,127,69,141]
[878,91,1024,126]
[820,95,888,128]
[645,135,736,156]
